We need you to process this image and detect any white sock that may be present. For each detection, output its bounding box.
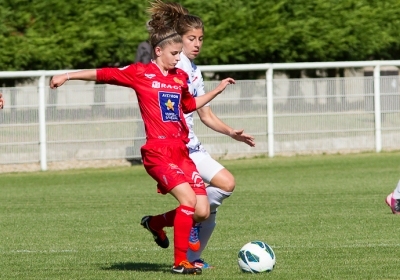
[187,186,232,262]
[393,180,400,199]
[187,212,216,262]
[206,186,232,212]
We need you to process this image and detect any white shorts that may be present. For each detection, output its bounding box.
[189,145,224,183]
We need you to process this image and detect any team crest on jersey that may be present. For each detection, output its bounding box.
[159,91,181,122]
[174,77,184,86]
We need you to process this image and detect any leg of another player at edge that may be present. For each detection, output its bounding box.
[188,168,235,263]
[386,179,400,214]
[392,180,400,199]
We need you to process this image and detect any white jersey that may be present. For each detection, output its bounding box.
[176,53,208,153]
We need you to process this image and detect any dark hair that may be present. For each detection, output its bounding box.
[148,0,204,37]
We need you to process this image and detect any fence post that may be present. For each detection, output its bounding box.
[38,74,48,170]
[373,65,382,153]
[267,67,274,157]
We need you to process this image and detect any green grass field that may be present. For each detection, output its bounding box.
[1,152,400,279]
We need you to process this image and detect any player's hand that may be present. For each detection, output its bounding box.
[0,92,4,109]
[215,77,235,94]
[50,74,68,89]
[229,129,255,147]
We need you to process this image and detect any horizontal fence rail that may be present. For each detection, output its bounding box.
[1,60,400,171]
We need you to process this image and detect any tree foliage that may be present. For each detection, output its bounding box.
[0,0,149,70]
[192,0,400,64]
[1,0,400,71]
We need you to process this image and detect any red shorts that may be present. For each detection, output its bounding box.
[141,139,206,195]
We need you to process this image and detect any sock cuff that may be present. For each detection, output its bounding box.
[220,190,233,197]
[209,187,232,197]
[177,205,195,215]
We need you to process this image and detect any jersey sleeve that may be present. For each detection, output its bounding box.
[96,64,138,87]
[181,86,197,113]
[195,71,206,97]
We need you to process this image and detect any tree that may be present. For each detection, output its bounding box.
[1,0,400,72]
[0,0,149,70]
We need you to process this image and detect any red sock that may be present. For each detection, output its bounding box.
[173,205,195,266]
[149,209,176,230]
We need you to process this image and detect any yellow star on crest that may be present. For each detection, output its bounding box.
[165,99,175,110]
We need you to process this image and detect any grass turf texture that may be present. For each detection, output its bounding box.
[1,152,400,279]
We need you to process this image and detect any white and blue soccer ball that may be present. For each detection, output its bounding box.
[237,241,276,273]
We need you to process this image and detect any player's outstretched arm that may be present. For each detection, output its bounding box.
[49,70,97,89]
[198,106,255,147]
[0,92,4,109]
[194,77,235,109]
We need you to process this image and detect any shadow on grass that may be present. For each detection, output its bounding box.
[102,262,171,273]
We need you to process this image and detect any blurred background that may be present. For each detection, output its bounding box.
[1,0,400,75]
[1,0,400,171]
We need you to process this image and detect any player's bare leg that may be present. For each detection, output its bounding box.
[189,168,234,268]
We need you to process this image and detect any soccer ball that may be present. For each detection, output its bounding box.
[237,241,276,273]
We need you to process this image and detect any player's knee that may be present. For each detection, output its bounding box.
[180,196,197,208]
[194,205,210,222]
[194,212,209,222]
[212,171,236,193]
[220,177,235,193]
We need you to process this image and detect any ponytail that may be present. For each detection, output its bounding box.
[148,0,203,36]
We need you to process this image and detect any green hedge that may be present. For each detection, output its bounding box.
[1,0,400,71]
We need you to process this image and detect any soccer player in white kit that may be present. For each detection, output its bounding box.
[148,0,256,269]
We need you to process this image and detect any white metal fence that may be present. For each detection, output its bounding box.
[1,61,400,171]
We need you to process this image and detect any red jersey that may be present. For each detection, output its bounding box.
[96,62,197,143]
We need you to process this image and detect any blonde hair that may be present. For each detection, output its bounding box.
[146,1,183,49]
[148,0,204,37]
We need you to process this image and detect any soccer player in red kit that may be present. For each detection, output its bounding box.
[148,0,256,269]
[50,26,235,275]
